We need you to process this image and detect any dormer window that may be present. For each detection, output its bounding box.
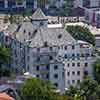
[58,34,62,39]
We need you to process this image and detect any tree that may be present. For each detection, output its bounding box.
[0,46,12,77]
[19,78,61,100]
[66,25,95,45]
[93,59,100,84]
[65,77,100,100]
[0,46,11,66]
[79,77,100,100]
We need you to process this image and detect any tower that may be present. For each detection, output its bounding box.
[31,8,48,28]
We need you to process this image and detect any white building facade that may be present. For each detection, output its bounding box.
[4,8,96,93]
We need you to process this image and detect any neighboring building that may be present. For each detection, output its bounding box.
[75,0,100,8]
[3,8,96,93]
[0,32,26,73]
[0,0,65,12]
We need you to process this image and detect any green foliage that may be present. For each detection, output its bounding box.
[66,25,95,45]
[0,67,11,77]
[93,59,100,84]
[9,15,23,24]
[20,78,61,100]
[0,46,11,65]
[66,78,100,100]
[3,15,9,23]
[79,78,100,100]
[0,46,13,77]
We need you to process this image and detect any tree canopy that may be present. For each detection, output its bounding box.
[65,77,100,100]
[66,25,95,45]
[93,59,100,84]
[0,45,12,77]
[19,78,61,100]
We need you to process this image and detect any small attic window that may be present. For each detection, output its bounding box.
[58,34,62,39]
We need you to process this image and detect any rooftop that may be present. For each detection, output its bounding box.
[31,8,47,20]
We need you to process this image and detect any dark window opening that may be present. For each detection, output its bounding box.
[72,71,75,75]
[54,65,58,70]
[44,41,48,47]
[77,71,80,75]
[58,34,62,39]
[54,74,58,79]
[36,66,40,71]
[54,83,58,87]
[49,56,53,60]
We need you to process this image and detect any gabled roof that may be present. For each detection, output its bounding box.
[31,8,47,20]
[9,21,76,47]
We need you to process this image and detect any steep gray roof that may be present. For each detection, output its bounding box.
[31,8,47,20]
[7,21,76,47]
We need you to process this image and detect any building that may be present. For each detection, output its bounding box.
[3,8,96,93]
[0,32,26,73]
[0,0,65,12]
[75,0,100,8]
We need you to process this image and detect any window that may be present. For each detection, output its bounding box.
[5,36,9,42]
[77,63,80,67]
[72,63,75,67]
[72,80,75,84]
[65,46,67,50]
[77,80,80,83]
[27,65,29,70]
[46,74,49,79]
[67,72,70,76]
[23,29,26,33]
[54,83,58,87]
[36,66,40,71]
[85,63,88,67]
[77,53,80,60]
[54,65,58,70]
[46,64,50,70]
[49,47,53,51]
[44,41,48,47]
[72,45,75,49]
[72,71,75,75]
[36,74,40,78]
[77,71,80,76]
[54,74,58,79]
[27,56,30,61]
[37,48,40,52]
[72,53,75,57]
[72,54,75,60]
[28,32,31,36]
[49,56,53,60]
[58,34,62,39]
[64,54,67,58]
[68,63,70,67]
[84,71,88,75]
[37,57,40,62]
[68,80,70,84]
